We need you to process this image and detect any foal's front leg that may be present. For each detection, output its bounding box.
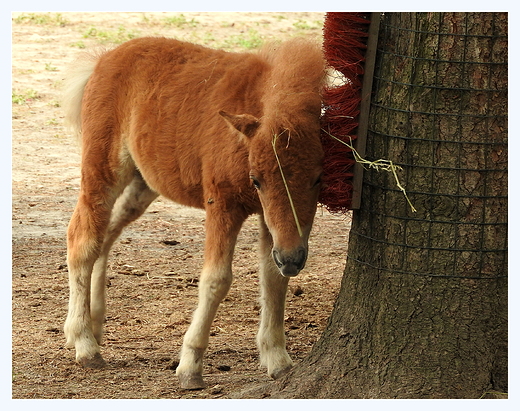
[256,216,293,379]
[176,209,244,390]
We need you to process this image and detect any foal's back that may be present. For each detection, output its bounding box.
[81,37,268,210]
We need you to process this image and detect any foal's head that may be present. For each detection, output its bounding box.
[220,38,325,276]
[220,93,324,277]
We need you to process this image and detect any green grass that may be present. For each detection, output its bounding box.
[83,26,139,44]
[163,14,199,28]
[222,29,263,50]
[293,19,322,30]
[70,41,86,49]
[12,89,40,105]
[201,32,216,44]
[13,13,69,26]
[45,63,58,72]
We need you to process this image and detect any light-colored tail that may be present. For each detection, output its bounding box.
[62,52,100,141]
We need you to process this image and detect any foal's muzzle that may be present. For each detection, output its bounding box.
[272,246,307,277]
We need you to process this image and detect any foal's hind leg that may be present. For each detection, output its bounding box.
[176,207,245,389]
[65,169,157,368]
[64,180,118,368]
[256,215,294,379]
[90,172,158,343]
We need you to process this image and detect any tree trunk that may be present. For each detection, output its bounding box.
[237,12,507,399]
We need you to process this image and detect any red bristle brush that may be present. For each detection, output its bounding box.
[319,12,373,213]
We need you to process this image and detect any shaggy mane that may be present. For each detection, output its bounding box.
[259,38,326,133]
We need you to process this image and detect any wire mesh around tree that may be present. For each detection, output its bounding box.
[348,12,507,279]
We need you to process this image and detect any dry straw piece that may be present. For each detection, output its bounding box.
[272,132,304,237]
[322,129,417,213]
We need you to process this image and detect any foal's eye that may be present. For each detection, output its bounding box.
[313,174,323,188]
[251,177,261,190]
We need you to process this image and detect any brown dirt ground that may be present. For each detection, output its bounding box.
[11,12,352,399]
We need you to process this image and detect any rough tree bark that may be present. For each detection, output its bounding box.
[237,12,507,399]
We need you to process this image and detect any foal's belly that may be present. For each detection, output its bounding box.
[139,167,205,210]
[126,131,207,209]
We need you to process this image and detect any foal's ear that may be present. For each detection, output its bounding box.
[219,110,260,140]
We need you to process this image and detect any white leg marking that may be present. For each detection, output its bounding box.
[176,208,243,389]
[257,216,293,379]
[90,175,158,343]
[64,238,105,368]
[65,173,157,367]
[176,264,233,389]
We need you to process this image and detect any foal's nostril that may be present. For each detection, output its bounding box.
[296,247,307,266]
[273,249,283,269]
